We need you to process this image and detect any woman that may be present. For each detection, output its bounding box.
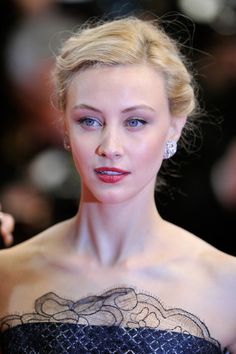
[0,17,235,353]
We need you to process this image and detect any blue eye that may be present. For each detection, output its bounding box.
[126,118,147,128]
[78,117,102,128]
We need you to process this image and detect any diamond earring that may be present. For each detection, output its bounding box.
[163,140,177,159]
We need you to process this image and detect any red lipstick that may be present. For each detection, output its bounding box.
[94,167,130,183]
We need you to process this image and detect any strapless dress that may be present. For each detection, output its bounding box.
[0,287,228,353]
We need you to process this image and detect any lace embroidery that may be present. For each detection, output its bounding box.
[0,286,220,349]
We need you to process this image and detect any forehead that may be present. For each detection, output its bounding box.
[66,64,168,110]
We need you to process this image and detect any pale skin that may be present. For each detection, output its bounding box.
[0,64,236,352]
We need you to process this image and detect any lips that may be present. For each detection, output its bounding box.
[95,167,130,175]
[94,167,130,183]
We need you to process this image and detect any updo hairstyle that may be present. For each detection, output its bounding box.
[53,16,196,120]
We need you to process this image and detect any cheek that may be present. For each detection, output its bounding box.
[70,137,92,173]
[136,134,165,167]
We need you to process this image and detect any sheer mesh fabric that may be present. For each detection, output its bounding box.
[0,287,226,353]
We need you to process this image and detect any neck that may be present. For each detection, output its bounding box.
[71,187,163,267]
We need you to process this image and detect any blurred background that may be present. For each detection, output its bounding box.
[0,0,235,255]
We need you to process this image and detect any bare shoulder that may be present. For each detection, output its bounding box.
[0,217,74,284]
[203,249,236,350]
[0,218,75,318]
[3,216,73,250]
[175,222,236,286]
[201,246,236,305]
[164,219,236,266]
[164,221,236,348]
[164,220,236,307]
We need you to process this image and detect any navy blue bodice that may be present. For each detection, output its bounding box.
[1,322,223,354]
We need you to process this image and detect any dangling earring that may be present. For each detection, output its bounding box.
[63,135,71,152]
[163,140,177,159]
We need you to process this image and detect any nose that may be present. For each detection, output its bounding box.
[96,128,123,159]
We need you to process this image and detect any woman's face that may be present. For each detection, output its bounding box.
[65,64,184,203]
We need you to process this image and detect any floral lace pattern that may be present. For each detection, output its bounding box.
[0,287,225,353]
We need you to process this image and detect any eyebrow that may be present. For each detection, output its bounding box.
[73,104,156,113]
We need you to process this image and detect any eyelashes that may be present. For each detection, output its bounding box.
[125,118,147,128]
[77,117,148,129]
[77,117,102,128]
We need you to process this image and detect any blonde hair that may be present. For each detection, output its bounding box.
[54,17,196,118]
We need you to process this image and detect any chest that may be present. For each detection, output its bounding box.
[0,262,233,351]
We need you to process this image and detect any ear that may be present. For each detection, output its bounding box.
[167,116,187,141]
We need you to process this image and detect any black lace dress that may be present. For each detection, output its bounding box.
[0,287,229,354]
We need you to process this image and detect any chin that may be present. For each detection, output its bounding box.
[95,190,133,204]
[82,184,138,204]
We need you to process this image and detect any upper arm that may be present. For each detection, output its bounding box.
[221,257,236,352]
